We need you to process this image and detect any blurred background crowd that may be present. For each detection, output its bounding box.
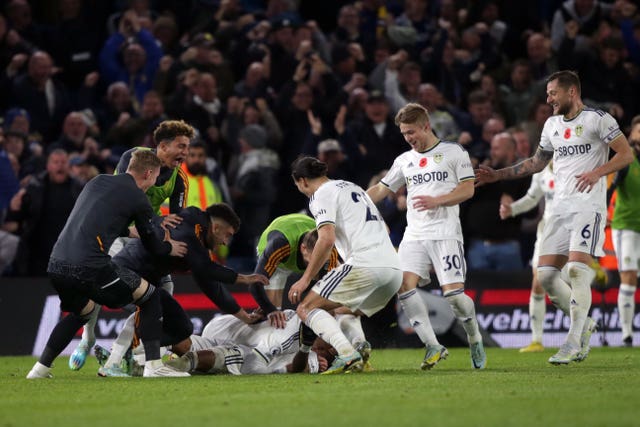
[1,0,639,277]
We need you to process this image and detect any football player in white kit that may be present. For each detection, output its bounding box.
[288,157,403,374]
[367,103,487,370]
[476,70,634,364]
[500,163,555,352]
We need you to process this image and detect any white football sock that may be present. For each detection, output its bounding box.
[566,262,594,347]
[336,314,366,346]
[618,284,636,339]
[398,289,439,346]
[306,308,355,356]
[81,304,101,343]
[105,313,135,367]
[530,292,546,343]
[537,266,571,314]
[444,289,481,345]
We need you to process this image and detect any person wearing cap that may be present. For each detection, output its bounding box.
[342,88,406,188]
[98,9,163,105]
[317,138,353,181]
[229,124,280,258]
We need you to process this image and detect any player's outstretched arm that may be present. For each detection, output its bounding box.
[475,147,552,186]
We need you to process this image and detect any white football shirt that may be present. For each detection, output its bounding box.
[381,141,474,241]
[309,180,401,268]
[539,108,622,214]
[510,163,555,221]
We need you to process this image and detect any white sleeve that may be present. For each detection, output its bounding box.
[380,157,406,192]
[310,185,337,228]
[454,148,474,182]
[598,112,623,144]
[539,119,554,152]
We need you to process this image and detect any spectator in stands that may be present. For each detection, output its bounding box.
[229,124,280,258]
[461,132,530,271]
[551,0,613,54]
[175,72,225,160]
[417,83,459,141]
[10,51,70,143]
[342,89,406,189]
[455,89,494,152]
[49,112,91,155]
[499,59,537,127]
[267,16,299,92]
[521,98,553,148]
[4,0,44,47]
[4,149,83,275]
[103,90,166,152]
[99,9,162,107]
[316,138,353,181]
[576,36,635,125]
[96,82,136,137]
[526,32,558,83]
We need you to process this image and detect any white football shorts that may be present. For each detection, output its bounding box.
[311,264,401,316]
[612,228,640,272]
[398,239,466,286]
[539,211,606,257]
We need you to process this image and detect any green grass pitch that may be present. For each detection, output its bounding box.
[1,347,637,427]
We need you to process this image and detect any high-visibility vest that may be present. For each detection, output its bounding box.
[599,190,618,271]
[181,163,223,210]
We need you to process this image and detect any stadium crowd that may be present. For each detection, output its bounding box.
[1,0,639,271]
[1,0,640,367]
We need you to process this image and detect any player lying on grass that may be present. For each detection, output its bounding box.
[96,203,269,376]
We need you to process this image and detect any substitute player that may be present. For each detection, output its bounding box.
[250,213,339,327]
[288,157,402,374]
[476,70,634,364]
[27,150,189,379]
[69,120,194,370]
[96,203,269,376]
[367,103,486,370]
[611,115,640,346]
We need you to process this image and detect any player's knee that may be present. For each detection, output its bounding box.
[536,266,559,291]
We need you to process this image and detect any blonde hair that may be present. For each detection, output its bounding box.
[127,149,162,174]
[395,103,430,127]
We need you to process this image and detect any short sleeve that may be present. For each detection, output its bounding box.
[454,148,474,182]
[598,112,623,144]
[380,157,405,192]
[310,185,337,228]
[539,119,554,152]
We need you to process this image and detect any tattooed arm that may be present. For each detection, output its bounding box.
[475,147,553,186]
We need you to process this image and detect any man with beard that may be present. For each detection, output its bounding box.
[181,140,224,210]
[462,131,531,271]
[476,70,634,364]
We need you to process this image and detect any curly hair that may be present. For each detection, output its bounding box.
[153,120,196,145]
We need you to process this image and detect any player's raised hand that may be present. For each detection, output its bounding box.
[474,164,499,187]
[268,310,288,329]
